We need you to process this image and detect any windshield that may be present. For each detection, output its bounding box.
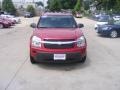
[98,16,110,22]
[37,15,77,28]
[113,20,120,25]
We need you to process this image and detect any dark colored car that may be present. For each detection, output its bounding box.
[97,20,120,38]
[0,11,7,15]
[94,13,108,20]
[30,12,87,64]
[94,15,111,30]
[24,12,33,18]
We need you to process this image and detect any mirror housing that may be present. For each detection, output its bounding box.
[30,23,37,28]
[78,23,84,28]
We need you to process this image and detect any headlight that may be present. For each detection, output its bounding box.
[95,24,98,28]
[102,27,111,30]
[77,36,86,47]
[32,36,41,47]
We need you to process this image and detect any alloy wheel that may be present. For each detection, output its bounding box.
[110,30,118,38]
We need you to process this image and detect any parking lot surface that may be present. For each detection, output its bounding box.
[0,17,120,90]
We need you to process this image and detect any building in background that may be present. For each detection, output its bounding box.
[0,0,46,16]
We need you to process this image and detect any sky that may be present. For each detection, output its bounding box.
[0,0,48,6]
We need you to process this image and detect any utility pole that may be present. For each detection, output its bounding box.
[1,0,2,10]
[43,0,45,8]
[33,0,34,3]
[23,0,25,4]
[43,0,45,12]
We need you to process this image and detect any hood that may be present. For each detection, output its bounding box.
[102,24,118,28]
[97,22,108,25]
[33,28,83,40]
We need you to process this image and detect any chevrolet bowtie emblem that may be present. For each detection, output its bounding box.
[57,42,62,45]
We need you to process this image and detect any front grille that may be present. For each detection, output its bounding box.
[44,39,74,42]
[44,39,75,49]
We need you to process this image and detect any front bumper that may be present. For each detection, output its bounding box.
[4,23,10,28]
[30,47,86,63]
[32,52,85,63]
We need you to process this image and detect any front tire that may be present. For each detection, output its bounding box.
[110,30,118,38]
[81,56,86,63]
[30,56,37,64]
[0,24,4,29]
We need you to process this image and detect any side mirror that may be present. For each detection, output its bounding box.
[78,23,84,28]
[30,23,37,28]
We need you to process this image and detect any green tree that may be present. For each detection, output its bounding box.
[49,0,61,11]
[62,0,70,9]
[60,0,77,9]
[47,0,77,10]
[83,0,91,10]
[114,0,120,13]
[26,5,35,16]
[74,0,82,11]
[2,0,16,14]
[92,0,120,13]
[36,1,44,7]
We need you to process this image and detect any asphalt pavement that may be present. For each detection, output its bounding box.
[0,17,120,90]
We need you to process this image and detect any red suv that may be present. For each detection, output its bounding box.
[30,13,87,64]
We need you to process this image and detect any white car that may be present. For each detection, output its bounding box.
[75,13,83,18]
[0,14,21,24]
[94,15,110,31]
[113,16,120,21]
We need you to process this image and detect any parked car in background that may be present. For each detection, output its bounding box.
[24,12,33,18]
[0,11,8,15]
[95,15,111,30]
[30,12,87,64]
[113,15,120,21]
[94,12,108,19]
[94,13,101,20]
[0,17,15,26]
[0,14,21,24]
[61,9,72,14]
[97,20,120,38]
[0,18,11,29]
[75,12,83,18]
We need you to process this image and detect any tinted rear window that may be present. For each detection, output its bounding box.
[98,16,110,22]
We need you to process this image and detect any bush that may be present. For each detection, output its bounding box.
[26,5,35,16]
[74,0,81,12]
[72,9,76,15]
[49,0,61,12]
[2,0,16,15]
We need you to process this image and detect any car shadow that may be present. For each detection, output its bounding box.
[36,57,91,71]
[97,34,120,38]
[97,34,109,38]
[1,27,14,30]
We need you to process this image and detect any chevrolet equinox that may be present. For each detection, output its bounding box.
[30,12,87,64]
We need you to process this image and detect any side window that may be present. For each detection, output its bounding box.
[114,20,120,25]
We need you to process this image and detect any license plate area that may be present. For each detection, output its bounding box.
[54,54,66,60]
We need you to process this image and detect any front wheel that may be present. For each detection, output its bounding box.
[110,30,118,38]
[0,24,4,29]
[80,56,86,63]
[30,56,37,64]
